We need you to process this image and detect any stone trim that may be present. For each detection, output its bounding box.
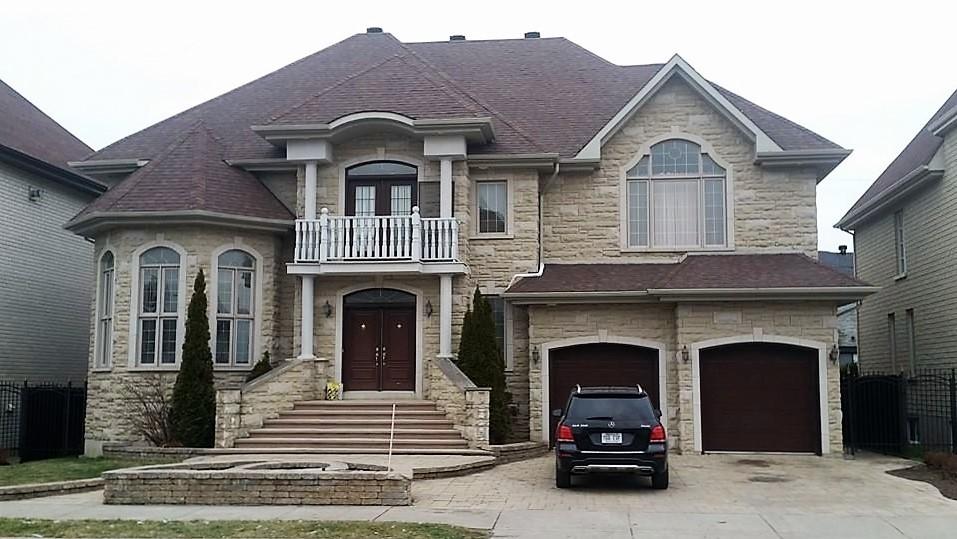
[0,478,104,501]
[427,358,490,448]
[215,357,326,447]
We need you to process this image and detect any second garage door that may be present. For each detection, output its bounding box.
[699,342,821,454]
[548,343,660,445]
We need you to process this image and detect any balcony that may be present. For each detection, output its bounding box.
[290,207,464,275]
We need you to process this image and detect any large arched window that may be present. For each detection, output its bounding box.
[214,249,256,366]
[95,251,115,369]
[625,139,728,248]
[344,161,417,217]
[138,247,181,365]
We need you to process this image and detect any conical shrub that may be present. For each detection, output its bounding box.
[169,269,216,447]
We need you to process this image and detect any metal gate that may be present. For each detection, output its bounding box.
[0,381,87,462]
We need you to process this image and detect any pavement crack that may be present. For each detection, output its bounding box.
[759,514,784,539]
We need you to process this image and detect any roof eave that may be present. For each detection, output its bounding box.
[68,158,149,175]
[836,165,945,230]
[468,153,559,171]
[252,114,496,146]
[0,145,106,196]
[929,104,957,136]
[646,286,880,302]
[66,210,294,236]
[754,149,853,182]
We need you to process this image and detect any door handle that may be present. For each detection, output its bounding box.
[374,346,380,365]
[381,347,387,366]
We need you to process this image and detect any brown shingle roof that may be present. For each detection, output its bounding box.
[0,78,92,165]
[840,88,957,225]
[75,122,291,221]
[506,254,869,295]
[80,32,845,218]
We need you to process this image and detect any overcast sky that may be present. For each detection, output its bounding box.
[3,0,954,251]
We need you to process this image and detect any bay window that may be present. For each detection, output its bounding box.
[138,247,181,366]
[95,251,115,369]
[215,249,256,366]
[626,139,728,249]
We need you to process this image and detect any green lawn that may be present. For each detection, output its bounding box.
[0,457,165,486]
[0,519,487,538]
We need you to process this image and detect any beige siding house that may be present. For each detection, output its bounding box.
[838,89,957,372]
[68,29,874,457]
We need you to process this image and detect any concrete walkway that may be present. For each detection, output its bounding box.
[0,453,954,538]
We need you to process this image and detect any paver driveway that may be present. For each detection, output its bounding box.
[413,453,957,537]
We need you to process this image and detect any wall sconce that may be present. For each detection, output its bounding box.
[531,346,540,364]
[28,187,42,202]
[322,300,333,318]
[829,344,840,363]
[680,345,690,362]
[425,300,433,317]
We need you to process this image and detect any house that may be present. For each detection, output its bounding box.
[818,247,857,367]
[69,29,875,457]
[0,79,104,383]
[837,89,957,373]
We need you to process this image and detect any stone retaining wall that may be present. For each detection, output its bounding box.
[0,478,104,501]
[428,357,490,448]
[215,357,326,447]
[103,462,410,506]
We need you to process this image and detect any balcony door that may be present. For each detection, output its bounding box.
[345,161,418,217]
[342,288,416,392]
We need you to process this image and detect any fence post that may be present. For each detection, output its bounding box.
[950,369,957,455]
[845,372,856,456]
[63,381,72,458]
[897,373,909,456]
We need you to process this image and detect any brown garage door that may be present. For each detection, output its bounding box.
[700,342,820,454]
[549,343,659,445]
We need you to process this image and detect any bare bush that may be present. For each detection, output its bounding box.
[120,375,177,447]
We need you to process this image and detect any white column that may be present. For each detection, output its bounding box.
[304,161,318,220]
[439,274,453,358]
[299,275,315,359]
[440,158,453,219]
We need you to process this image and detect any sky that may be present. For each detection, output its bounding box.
[3,0,954,252]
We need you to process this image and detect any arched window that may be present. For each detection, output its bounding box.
[215,249,256,366]
[95,251,115,368]
[345,161,417,217]
[138,246,181,365]
[626,139,728,248]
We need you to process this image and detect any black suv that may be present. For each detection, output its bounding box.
[553,386,668,489]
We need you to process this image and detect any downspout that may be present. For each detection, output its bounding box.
[507,162,558,288]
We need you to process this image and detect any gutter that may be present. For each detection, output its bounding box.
[0,145,106,196]
[929,104,957,136]
[836,165,944,230]
[68,158,149,175]
[504,286,879,304]
[65,210,294,235]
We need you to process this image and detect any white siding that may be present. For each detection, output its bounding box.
[855,130,957,371]
[0,161,95,382]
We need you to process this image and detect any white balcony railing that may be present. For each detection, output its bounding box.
[294,207,459,263]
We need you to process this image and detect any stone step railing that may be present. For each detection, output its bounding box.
[427,357,490,449]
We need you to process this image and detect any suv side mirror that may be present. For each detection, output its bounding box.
[654,408,662,420]
[551,408,563,418]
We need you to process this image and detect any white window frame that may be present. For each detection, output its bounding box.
[210,244,264,370]
[93,250,115,370]
[894,210,907,278]
[619,134,734,252]
[127,242,187,370]
[473,178,513,238]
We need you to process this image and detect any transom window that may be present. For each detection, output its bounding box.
[626,139,728,249]
[138,247,181,366]
[477,181,507,234]
[95,251,115,369]
[215,250,256,366]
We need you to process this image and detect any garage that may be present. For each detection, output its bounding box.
[548,343,660,445]
[699,342,821,454]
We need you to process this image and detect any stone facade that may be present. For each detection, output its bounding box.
[215,358,325,448]
[427,358,490,448]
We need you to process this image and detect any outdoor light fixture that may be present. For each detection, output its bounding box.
[425,300,433,317]
[829,344,840,363]
[28,187,42,202]
[680,345,690,362]
[322,300,332,318]
[531,346,540,364]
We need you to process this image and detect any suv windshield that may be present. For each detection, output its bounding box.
[566,396,656,423]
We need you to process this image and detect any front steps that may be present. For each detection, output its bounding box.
[233,400,480,454]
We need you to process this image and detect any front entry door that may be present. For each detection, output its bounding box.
[343,306,415,391]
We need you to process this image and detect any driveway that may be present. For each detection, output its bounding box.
[0,453,954,538]
[412,453,957,538]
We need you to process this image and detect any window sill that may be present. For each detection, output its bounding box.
[213,365,255,372]
[620,245,734,254]
[894,272,908,281]
[90,368,113,373]
[126,365,179,372]
[470,233,514,241]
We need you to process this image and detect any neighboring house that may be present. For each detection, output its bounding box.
[819,247,858,367]
[0,79,104,383]
[69,29,875,457]
[837,89,957,373]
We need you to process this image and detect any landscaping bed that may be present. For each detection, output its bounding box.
[888,452,957,501]
[0,518,486,538]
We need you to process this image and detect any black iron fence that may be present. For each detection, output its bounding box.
[0,381,87,462]
[842,368,957,457]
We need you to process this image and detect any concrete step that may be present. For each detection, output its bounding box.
[205,447,492,456]
[294,400,436,408]
[262,418,455,429]
[278,409,448,420]
[247,428,464,439]
[234,437,470,449]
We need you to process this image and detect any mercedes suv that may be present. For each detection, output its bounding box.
[553,386,668,489]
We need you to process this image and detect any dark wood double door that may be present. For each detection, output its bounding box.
[342,290,416,392]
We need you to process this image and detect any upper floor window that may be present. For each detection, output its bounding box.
[345,161,418,217]
[477,180,508,234]
[95,251,115,369]
[894,210,907,276]
[215,249,256,366]
[138,247,181,366]
[626,139,728,249]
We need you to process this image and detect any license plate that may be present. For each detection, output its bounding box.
[601,432,623,444]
